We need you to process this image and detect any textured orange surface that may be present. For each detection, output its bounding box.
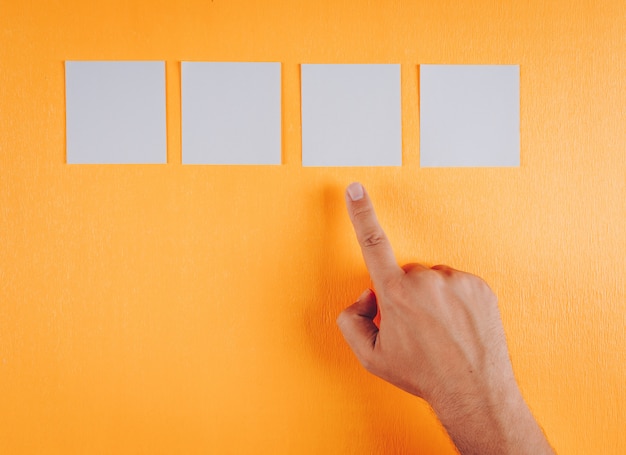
[1,1,625,453]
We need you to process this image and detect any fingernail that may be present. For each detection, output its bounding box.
[357,289,372,302]
[347,182,364,201]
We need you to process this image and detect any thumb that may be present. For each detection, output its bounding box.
[337,289,379,369]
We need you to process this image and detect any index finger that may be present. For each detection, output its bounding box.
[345,182,404,287]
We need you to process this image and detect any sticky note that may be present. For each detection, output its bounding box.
[420,64,520,167]
[182,62,282,165]
[65,61,166,164]
[301,64,401,167]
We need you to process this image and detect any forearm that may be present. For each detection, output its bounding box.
[435,385,554,455]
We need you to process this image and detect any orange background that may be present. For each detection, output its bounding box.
[1,0,624,453]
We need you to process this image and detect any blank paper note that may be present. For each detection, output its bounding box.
[301,64,401,167]
[182,62,281,165]
[420,65,520,167]
[65,61,166,164]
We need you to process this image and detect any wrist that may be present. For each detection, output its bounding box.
[433,382,554,455]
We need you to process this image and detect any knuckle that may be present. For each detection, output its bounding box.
[381,275,405,296]
[462,272,489,292]
[432,265,460,279]
[418,268,445,285]
[336,306,358,327]
[476,279,497,301]
[351,204,373,221]
[361,230,387,248]
[350,205,389,249]
[336,311,348,328]
[454,272,473,287]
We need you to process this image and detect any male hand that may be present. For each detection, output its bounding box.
[337,182,554,455]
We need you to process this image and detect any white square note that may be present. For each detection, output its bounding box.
[65,61,166,164]
[420,64,520,167]
[182,62,282,165]
[301,64,401,167]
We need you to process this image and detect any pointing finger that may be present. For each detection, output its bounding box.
[345,182,404,288]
